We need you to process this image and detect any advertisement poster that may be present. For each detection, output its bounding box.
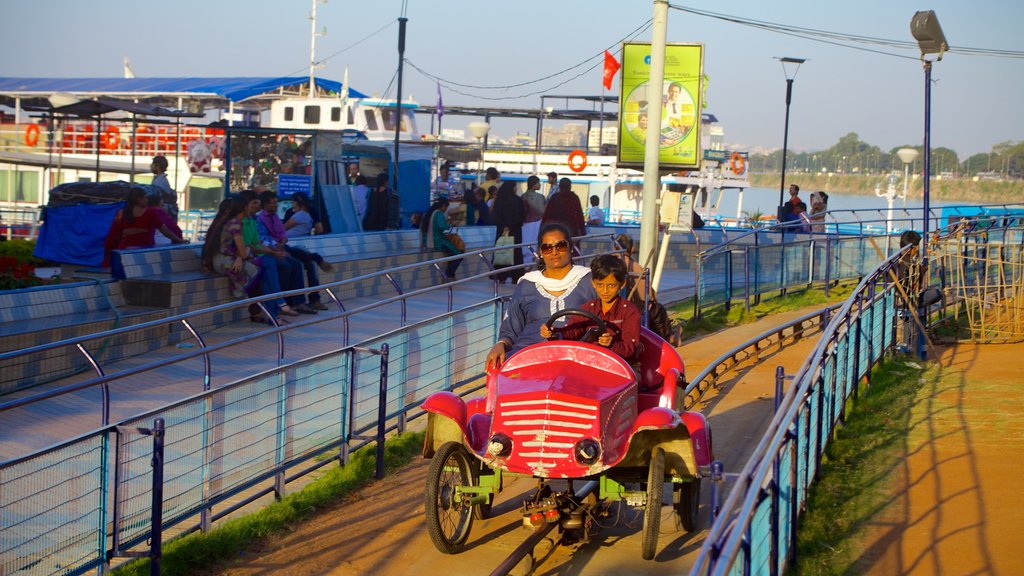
[617,42,704,171]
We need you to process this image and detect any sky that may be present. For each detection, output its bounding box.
[3,0,1022,159]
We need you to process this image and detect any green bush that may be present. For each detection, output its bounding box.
[0,239,43,265]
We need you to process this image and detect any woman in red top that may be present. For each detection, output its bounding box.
[104,188,186,263]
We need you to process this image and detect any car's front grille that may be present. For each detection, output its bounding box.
[495,397,598,475]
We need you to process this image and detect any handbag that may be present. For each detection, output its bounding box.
[445,226,465,253]
[493,228,515,266]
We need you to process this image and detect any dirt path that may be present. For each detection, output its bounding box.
[210,310,1023,575]
[855,342,1024,575]
[211,308,826,576]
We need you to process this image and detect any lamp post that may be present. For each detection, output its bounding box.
[897,147,919,211]
[468,121,490,187]
[910,10,947,360]
[911,10,947,260]
[776,56,806,209]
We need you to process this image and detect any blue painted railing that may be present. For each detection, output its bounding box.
[0,299,500,576]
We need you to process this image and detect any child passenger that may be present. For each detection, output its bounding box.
[540,254,641,363]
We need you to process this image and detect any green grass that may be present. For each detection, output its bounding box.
[667,282,855,342]
[113,431,425,576]
[793,357,927,575]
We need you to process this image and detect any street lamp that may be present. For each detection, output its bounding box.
[897,147,919,210]
[910,10,947,360]
[468,121,490,186]
[776,56,806,210]
[910,10,947,259]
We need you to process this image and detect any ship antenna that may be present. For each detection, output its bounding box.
[309,0,328,96]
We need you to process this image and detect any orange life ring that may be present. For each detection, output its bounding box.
[568,149,588,173]
[24,124,40,147]
[102,126,120,151]
[729,152,746,175]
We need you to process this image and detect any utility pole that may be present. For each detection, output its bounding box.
[393,17,408,183]
[639,0,668,275]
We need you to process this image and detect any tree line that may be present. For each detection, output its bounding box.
[749,132,1023,179]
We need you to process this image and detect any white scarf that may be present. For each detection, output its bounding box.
[521,265,591,315]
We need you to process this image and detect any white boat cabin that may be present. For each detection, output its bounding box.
[268,97,419,140]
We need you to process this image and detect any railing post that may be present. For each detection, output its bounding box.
[273,363,288,501]
[753,231,762,306]
[694,253,703,319]
[376,343,390,480]
[744,246,751,314]
[774,366,785,412]
[807,239,815,287]
[787,424,799,569]
[779,241,787,297]
[150,418,165,576]
[725,250,733,312]
[824,236,832,298]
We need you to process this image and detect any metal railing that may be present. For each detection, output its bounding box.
[691,249,903,575]
[0,207,42,240]
[691,205,1024,315]
[689,217,1024,575]
[0,234,626,574]
[0,299,500,576]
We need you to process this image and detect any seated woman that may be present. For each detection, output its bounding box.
[421,196,463,282]
[201,197,261,301]
[104,187,186,264]
[485,223,598,370]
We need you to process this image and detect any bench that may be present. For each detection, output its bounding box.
[0,279,170,394]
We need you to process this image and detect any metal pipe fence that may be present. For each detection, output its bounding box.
[693,204,1024,316]
[689,218,1024,574]
[691,251,901,575]
[0,298,501,576]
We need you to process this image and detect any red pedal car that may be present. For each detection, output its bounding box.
[421,309,713,560]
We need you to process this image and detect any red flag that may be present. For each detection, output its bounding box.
[602,50,621,90]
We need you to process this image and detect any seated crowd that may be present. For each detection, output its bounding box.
[200,190,332,324]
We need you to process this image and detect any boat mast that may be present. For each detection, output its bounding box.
[308,0,323,96]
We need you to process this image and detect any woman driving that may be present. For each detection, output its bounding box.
[485,223,597,370]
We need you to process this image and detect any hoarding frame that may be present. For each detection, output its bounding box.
[616,42,705,171]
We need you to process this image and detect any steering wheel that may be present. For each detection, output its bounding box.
[544,308,607,344]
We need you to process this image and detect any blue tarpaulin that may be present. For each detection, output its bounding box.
[34,203,123,266]
[0,77,367,103]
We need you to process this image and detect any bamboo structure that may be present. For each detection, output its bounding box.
[932,225,1024,343]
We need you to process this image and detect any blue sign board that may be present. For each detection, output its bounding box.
[278,174,312,196]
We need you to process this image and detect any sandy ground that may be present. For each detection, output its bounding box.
[855,342,1024,575]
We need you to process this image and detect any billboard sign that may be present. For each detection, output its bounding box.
[617,42,704,171]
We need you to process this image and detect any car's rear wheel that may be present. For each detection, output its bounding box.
[425,442,475,554]
[642,447,665,560]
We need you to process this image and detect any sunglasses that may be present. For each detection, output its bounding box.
[539,240,570,255]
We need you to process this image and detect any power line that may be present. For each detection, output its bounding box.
[412,19,652,91]
[668,4,1024,60]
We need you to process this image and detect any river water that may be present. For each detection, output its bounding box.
[698,187,959,220]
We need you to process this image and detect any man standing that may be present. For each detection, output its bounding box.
[542,177,586,239]
[788,183,802,207]
[521,175,546,264]
[150,155,178,221]
[346,163,360,185]
[431,161,460,203]
[545,172,558,197]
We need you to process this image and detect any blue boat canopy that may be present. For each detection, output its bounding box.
[0,76,367,104]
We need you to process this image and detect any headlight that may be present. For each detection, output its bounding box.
[487,433,512,457]
[574,438,601,466]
